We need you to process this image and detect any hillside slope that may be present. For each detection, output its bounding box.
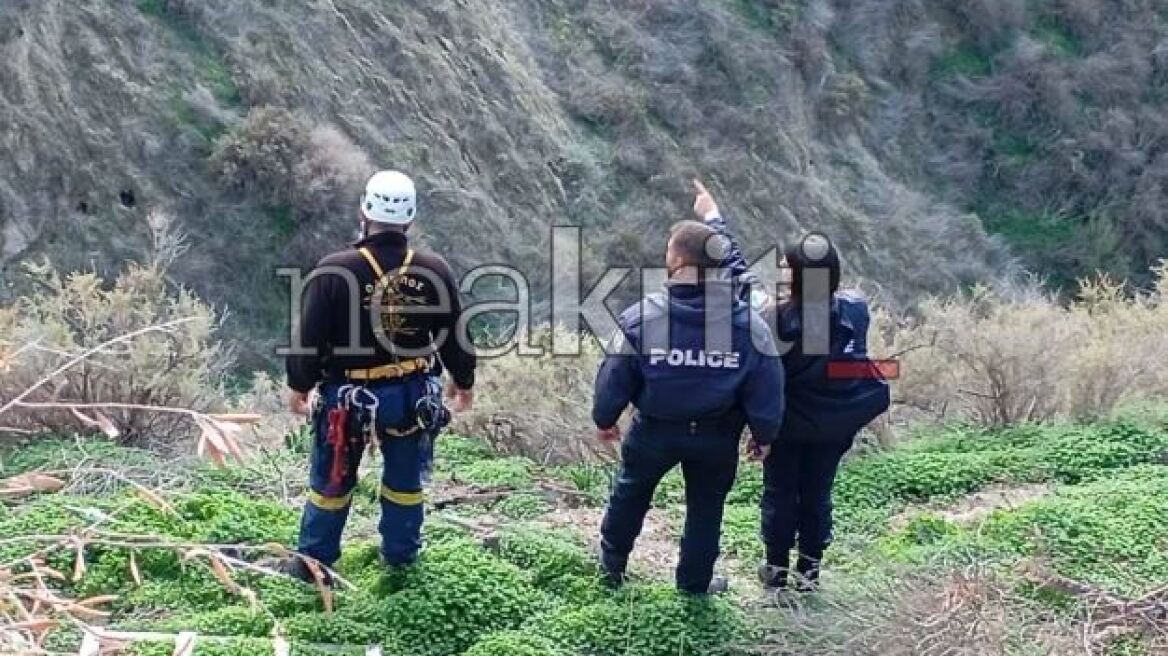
[0,0,1017,352]
[7,1,1168,353]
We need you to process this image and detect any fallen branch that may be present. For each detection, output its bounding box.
[1019,561,1168,647]
[72,627,386,655]
[9,401,256,467]
[0,533,356,593]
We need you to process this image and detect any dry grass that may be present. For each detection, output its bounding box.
[873,265,1168,425]
[454,325,615,465]
[747,565,1083,656]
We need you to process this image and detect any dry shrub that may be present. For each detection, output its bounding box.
[453,325,614,465]
[230,370,304,450]
[563,70,648,128]
[748,566,1080,655]
[874,265,1168,425]
[937,0,1027,51]
[0,219,232,444]
[209,106,372,226]
[819,72,871,126]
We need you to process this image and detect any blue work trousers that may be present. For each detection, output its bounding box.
[297,376,429,566]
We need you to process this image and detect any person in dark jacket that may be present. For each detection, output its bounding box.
[284,170,476,580]
[594,220,785,595]
[755,239,889,592]
[693,182,890,593]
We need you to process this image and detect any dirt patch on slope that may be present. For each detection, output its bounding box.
[542,506,680,578]
[891,483,1053,530]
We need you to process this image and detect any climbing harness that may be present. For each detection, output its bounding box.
[318,375,452,491]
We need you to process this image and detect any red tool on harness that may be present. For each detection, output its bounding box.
[325,406,350,491]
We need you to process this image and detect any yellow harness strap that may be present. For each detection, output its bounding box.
[357,247,385,279]
[357,247,415,286]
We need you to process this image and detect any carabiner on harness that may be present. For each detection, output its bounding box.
[337,385,381,452]
[415,376,452,434]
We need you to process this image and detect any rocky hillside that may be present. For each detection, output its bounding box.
[3,0,1166,353]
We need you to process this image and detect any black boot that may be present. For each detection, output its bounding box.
[678,574,729,595]
[758,547,791,592]
[757,562,789,591]
[599,551,627,589]
[706,575,730,595]
[794,554,822,593]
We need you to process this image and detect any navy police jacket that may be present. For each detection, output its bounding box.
[766,291,891,444]
[592,281,785,445]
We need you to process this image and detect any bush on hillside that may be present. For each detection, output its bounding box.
[874,266,1168,425]
[209,106,372,228]
[454,325,613,464]
[0,247,232,445]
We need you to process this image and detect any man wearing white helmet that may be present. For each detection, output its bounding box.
[284,170,476,580]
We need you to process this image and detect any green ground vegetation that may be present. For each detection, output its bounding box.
[1,416,1166,655]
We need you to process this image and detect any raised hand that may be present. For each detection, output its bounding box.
[693,178,719,219]
[289,390,311,416]
[746,439,771,462]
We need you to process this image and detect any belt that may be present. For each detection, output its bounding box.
[638,412,743,436]
[345,357,430,382]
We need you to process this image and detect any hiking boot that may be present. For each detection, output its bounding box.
[275,556,333,586]
[602,568,627,589]
[601,564,627,589]
[597,544,627,590]
[679,575,730,596]
[706,575,730,595]
[794,555,821,593]
[757,563,789,592]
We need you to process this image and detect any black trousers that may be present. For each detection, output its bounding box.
[599,423,740,594]
[759,437,853,564]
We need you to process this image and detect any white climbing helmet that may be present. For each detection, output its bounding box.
[361,170,417,224]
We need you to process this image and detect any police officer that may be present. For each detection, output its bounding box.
[594,220,785,595]
[757,237,888,593]
[284,170,476,580]
[693,182,889,593]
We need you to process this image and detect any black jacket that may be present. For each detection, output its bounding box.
[286,230,476,393]
[764,292,890,443]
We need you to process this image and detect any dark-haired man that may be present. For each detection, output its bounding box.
[593,220,785,595]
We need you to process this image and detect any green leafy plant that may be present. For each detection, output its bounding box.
[464,630,567,656]
[377,539,551,656]
[530,584,746,656]
[456,458,535,489]
[495,493,552,520]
